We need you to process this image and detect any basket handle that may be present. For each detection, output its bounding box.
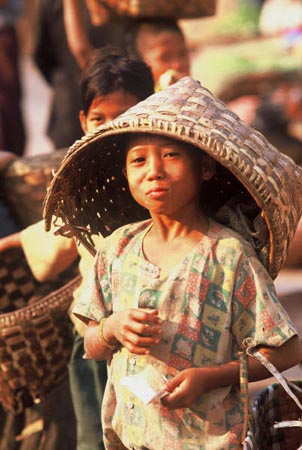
[239,337,302,445]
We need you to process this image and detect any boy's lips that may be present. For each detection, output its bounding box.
[146,187,168,199]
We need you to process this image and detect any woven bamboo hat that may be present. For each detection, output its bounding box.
[43,77,302,279]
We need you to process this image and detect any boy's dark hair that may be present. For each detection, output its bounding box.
[125,18,186,55]
[80,46,155,114]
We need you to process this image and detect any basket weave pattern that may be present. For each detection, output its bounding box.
[2,149,66,227]
[44,78,302,280]
[98,0,216,19]
[250,381,302,450]
[0,248,80,413]
[1,148,80,413]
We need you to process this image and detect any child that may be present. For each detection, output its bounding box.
[63,1,191,90]
[125,18,191,90]
[44,77,302,450]
[0,48,154,450]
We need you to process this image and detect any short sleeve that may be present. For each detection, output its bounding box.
[72,242,112,324]
[231,254,297,348]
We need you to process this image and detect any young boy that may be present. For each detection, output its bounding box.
[125,18,191,90]
[0,48,154,450]
[44,76,302,450]
[63,0,191,90]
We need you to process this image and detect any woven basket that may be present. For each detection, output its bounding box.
[0,247,81,413]
[44,77,302,280]
[98,0,216,19]
[248,381,302,450]
[241,341,302,450]
[2,149,66,227]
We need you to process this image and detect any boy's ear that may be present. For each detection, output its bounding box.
[79,110,87,133]
[201,155,216,181]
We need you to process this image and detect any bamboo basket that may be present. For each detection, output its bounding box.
[97,0,216,19]
[0,247,80,413]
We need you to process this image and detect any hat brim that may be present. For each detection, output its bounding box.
[44,77,302,279]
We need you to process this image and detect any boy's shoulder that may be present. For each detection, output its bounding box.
[105,219,151,254]
[208,219,257,258]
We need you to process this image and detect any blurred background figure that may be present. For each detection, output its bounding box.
[0,0,26,155]
[63,0,191,89]
[124,18,191,90]
[259,0,302,54]
[0,150,19,237]
[33,0,131,150]
[220,69,302,165]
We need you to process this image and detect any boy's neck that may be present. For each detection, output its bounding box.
[149,212,209,243]
[142,215,209,275]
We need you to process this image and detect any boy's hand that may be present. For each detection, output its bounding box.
[161,368,211,409]
[106,308,163,355]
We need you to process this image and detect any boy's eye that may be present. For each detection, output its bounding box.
[164,150,179,158]
[93,117,105,124]
[131,156,145,164]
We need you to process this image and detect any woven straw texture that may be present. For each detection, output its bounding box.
[43,77,302,279]
[98,0,216,19]
[249,381,302,450]
[2,149,66,227]
[0,247,80,413]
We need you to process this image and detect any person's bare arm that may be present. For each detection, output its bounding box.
[63,0,93,69]
[0,232,21,251]
[84,308,163,360]
[162,335,302,409]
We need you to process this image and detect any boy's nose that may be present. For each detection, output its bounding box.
[146,155,164,179]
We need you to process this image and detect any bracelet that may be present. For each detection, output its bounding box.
[98,318,119,350]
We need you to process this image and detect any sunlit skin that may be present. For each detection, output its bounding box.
[125,135,213,221]
[79,89,139,133]
[136,30,190,86]
[84,135,302,410]
[0,89,141,269]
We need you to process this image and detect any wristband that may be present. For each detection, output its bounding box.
[98,318,119,350]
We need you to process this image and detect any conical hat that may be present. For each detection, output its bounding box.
[43,77,302,279]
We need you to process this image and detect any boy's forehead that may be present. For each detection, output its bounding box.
[137,27,183,49]
[89,90,139,114]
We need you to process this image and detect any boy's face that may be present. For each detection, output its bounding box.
[125,135,214,217]
[79,89,139,133]
[136,30,190,86]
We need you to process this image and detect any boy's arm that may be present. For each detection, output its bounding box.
[20,219,78,281]
[63,0,94,69]
[0,221,78,281]
[84,308,163,360]
[0,232,22,251]
[162,335,302,409]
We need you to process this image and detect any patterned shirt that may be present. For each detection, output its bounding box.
[73,219,296,450]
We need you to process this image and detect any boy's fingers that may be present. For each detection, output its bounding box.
[138,309,163,324]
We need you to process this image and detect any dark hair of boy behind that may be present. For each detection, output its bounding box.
[80,46,155,114]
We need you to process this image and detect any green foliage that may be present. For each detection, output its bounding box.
[210,2,261,39]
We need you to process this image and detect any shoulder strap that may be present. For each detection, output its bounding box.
[239,337,302,447]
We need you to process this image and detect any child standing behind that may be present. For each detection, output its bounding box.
[0,48,154,450]
[44,77,302,450]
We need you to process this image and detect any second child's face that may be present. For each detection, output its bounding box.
[79,89,139,133]
[125,135,213,217]
[136,30,190,86]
